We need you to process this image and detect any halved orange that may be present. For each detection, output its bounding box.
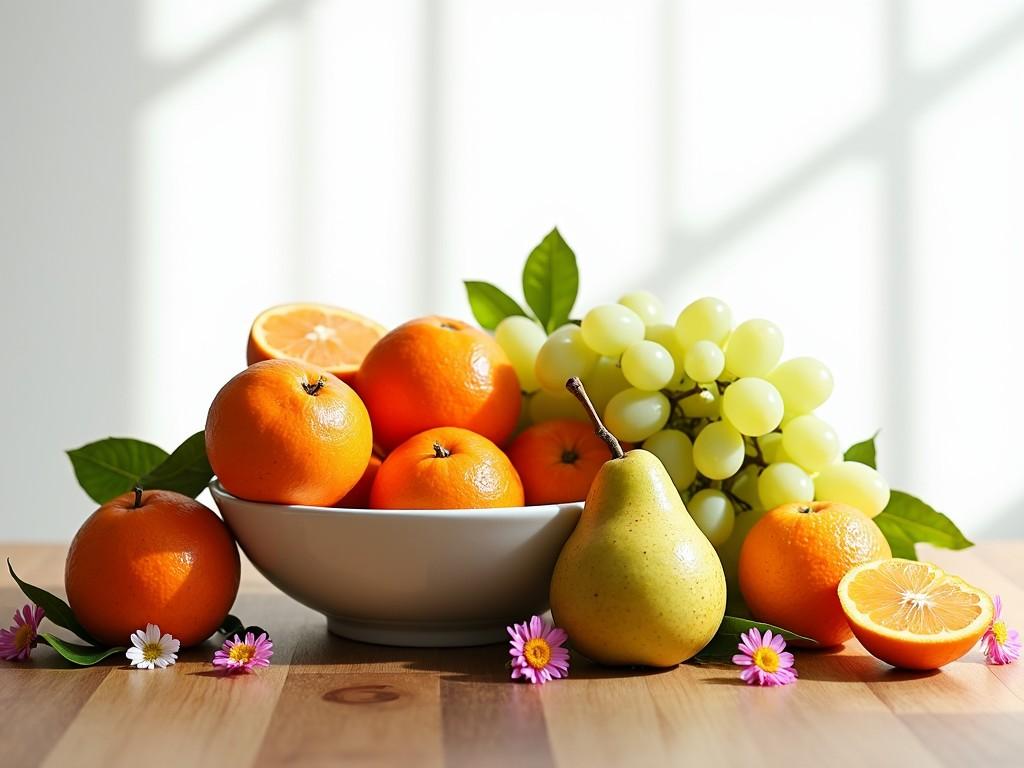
[246,303,387,385]
[838,558,993,670]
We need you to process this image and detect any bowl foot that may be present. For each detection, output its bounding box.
[326,616,509,647]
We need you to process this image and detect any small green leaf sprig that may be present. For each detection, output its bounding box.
[464,228,580,333]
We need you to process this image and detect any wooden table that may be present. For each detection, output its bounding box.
[3,543,1024,767]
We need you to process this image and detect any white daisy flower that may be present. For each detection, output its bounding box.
[126,623,180,669]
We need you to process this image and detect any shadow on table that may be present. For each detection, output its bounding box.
[288,628,674,683]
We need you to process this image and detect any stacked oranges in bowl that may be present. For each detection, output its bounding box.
[207,304,602,646]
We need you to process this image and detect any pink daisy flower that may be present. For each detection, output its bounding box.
[212,631,273,673]
[982,595,1021,665]
[733,627,798,686]
[507,615,570,684]
[0,604,44,662]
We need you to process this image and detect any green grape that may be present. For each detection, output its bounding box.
[618,290,664,326]
[767,357,834,414]
[643,429,696,490]
[757,462,814,510]
[534,324,598,392]
[727,464,762,509]
[814,461,890,518]
[528,389,589,424]
[757,432,784,463]
[580,304,645,356]
[603,388,670,442]
[693,421,745,479]
[715,508,767,615]
[675,297,732,348]
[621,340,675,391]
[721,378,784,437]
[680,385,720,418]
[724,319,783,378]
[688,489,735,546]
[683,340,725,383]
[645,324,686,385]
[494,316,546,393]
[782,414,840,472]
[583,356,629,414]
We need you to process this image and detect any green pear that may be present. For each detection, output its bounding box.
[550,378,726,667]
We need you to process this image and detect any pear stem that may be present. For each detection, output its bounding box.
[565,377,624,460]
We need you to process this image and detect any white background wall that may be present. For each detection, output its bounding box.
[2,0,1023,541]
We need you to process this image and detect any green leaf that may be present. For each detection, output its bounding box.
[695,615,817,660]
[7,559,96,644]
[844,432,879,468]
[463,281,528,330]
[67,437,168,504]
[521,228,579,332]
[38,634,125,666]
[872,513,919,560]
[140,431,213,498]
[873,490,973,557]
[219,614,245,637]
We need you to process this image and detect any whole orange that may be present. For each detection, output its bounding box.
[506,420,609,505]
[206,359,372,506]
[355,316,521,450]
[65,489,240,648]
[738,500,891,647]
[370,427,524,509]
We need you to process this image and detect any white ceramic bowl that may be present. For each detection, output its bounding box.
[209,480,582,647]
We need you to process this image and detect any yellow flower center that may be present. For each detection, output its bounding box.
[523,638,552,670]
[993,620,1008,645]
[229,643,256,664]
[13,623,34,651]
[752,646,780,673]
[142,641,163,662]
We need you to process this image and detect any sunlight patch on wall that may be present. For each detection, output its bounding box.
[142,0,279,61]
[134,20,294,446]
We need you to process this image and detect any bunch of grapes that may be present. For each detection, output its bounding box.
[494,292,890,548]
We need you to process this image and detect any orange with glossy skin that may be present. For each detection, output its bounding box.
[246,303,387,385]
[739,500,891,647]
[355,316,521,450]
[65,489,240,647]
[506,420,609,505]
[206,359,372,505]
[370,427,524,509]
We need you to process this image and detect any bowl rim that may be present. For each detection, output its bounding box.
[208,479,583,519]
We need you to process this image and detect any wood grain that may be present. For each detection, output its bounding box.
[3,544,1024,767]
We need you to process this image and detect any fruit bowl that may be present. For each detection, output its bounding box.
[209,480,582,647]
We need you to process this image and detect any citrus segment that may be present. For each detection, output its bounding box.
[838,558,993,669]
[247,303,386,384]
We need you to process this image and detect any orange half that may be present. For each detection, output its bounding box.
[838,558,993,670]
[247,303,387,385]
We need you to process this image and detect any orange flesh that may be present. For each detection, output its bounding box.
[255,306,383,369]
[845,560,985,635]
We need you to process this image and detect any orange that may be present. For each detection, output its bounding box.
[355,316,521,450]
[838,558,993,669]
[65,489,240,648]
[506,420,609,505]
[206,359,372,506]
[738,500,891,646]
[247,303,387,385]
[334,454,383,508]
[370,427,524,509]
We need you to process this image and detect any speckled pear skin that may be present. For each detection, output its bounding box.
[550,450,726,667]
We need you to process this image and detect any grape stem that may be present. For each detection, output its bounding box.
[565,377,624,460]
